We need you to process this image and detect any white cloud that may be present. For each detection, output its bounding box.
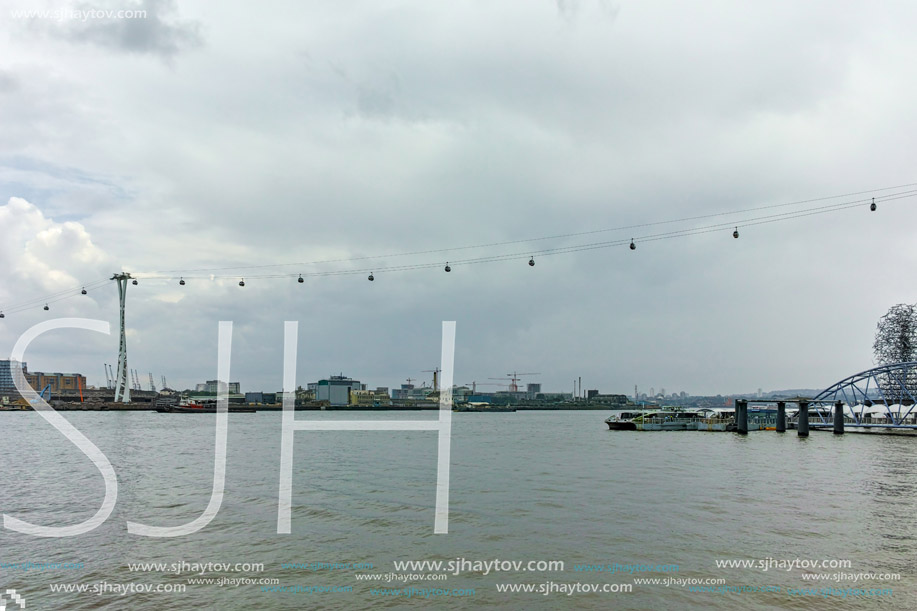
[0,196,113,295]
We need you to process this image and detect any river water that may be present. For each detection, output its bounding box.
[0,409,914,609]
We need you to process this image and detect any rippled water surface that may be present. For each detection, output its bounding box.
[1,410,915,609]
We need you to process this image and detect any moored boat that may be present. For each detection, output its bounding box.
[155,398,256,413]
[606,410,704,431]
[156,405,257,413]
[605,411,643,430]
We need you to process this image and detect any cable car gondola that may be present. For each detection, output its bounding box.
[179,278,185,286]
[43,304,49,311]
[298,275,304,283]
[870,198,876,212]
[81,287,87,295]
[132,279,138,285]
[630,239,636,250]
[733,227,739,239]
[239,279,245,287]
[368,273,375,282]
[529,257,535,267]
[444,263,451,272]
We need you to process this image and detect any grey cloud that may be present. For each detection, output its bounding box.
[334,66,423,122]
[556,0,581,20]
[556,0,619,21]
[63,0,202,58]
[0,71,18,93]
[356,75,400,120]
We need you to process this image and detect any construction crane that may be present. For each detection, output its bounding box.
[422,368,441,391]
[148,372,156,393]
[490,372,540,393]
[405,377,415,387]
[464,381,508,393]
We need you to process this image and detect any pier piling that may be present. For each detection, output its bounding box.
[737,399,748,435]
[776,401,786,433]
[797,400,809,437]
[833,400,844,435]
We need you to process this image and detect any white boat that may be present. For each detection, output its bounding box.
[606,410,705,431]
[605,411,645,430]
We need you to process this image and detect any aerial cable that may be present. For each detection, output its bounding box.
[145,183,917,275]
[124,193,910,283]
[1,186,915,314]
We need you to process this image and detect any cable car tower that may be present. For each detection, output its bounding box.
[111,272,132,403]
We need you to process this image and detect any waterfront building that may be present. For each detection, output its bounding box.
[588,393,630,405]
[24,371,87,394]
[295,387,316,402]
[451,386,472,403]
[244,392,277,404]
[349,388,392,407]
[495,390,528,402]
[391,384,414,400]
[392,384,434,401]
[536,392,574,402]
[201,380,241,394]
[0,361,87,399]
[315,375,363,406]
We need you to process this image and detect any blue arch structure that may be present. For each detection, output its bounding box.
[809,362,917,428]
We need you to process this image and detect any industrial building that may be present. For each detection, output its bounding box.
[315,375,364,406]
[391,383,431,401]
[245,392,276,404]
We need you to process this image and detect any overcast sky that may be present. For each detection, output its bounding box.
[1,0,917,397]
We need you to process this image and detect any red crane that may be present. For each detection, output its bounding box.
[506,372,540,393]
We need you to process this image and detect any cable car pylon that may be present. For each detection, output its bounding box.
[111,273,132,403]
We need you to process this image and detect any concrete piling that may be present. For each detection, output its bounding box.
[737,399,748,435]
[834,400,844,435]
[776,401,786,433]
[798,400,809,437]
